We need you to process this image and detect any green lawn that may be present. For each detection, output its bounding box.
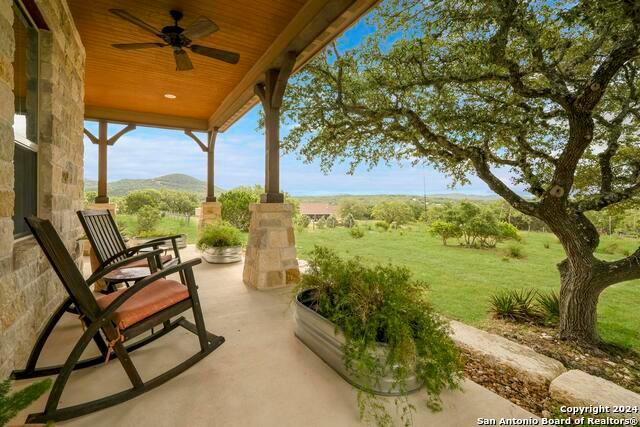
[117,214,199,243]
[295,223,640,351]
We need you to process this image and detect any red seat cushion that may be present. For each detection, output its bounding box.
[124,254,172,269]
[96,279,189,329]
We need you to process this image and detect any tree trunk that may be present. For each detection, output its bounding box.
[558,259,603,343]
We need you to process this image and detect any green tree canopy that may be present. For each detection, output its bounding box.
[279,0,640,343]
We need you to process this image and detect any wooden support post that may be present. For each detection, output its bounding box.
[206,130,217,202]
[84,121,136,204]
[184,129,217,202]
[96,120,109,203]
[254,51,297,203]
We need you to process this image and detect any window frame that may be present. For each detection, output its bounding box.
[12,0,41,240]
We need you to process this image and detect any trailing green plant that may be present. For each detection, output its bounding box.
[349,226,365,239]
[197,221,242,249]
[295,247,463,426]
[489,289,541,322]
[0,378,51,426]
[504,244,526,259]
[536,291,560,324]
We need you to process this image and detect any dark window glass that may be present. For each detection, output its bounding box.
[13,145,38,237]
[12,2,39,238]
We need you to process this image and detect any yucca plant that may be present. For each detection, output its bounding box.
[536,291,560,324]
[489,289,541,322]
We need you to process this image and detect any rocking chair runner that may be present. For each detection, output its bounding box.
[13,217,224,424]
[77,209,184,291]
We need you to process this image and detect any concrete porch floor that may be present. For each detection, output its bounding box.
[12,245,535,426]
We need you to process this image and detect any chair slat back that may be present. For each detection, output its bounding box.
[77,210,128,266]
[25,217,100,319]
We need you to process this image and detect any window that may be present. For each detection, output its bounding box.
[12,1,39,238]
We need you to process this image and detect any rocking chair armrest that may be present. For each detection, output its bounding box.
[98,241,164,269]
[144,235,182,245]
[86,249,164,287]
[99,258,202,317]
[143,235,182,259]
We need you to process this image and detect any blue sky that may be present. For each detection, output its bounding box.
[83,11,503,197]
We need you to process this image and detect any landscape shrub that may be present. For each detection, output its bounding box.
[296,215,311,229]
[326,215,338,228]
[219,187,260,231]
[441,202,520,248]
[371,201,414,226]
[197,221,242,249]
[124,189,162,214]
[349,226,365,239]
[429,220,461,245]
[296,247,462,424]
[137,206,161,234]
[316,217,327,229]
[504,243,526,259]
[342,213,356,228]
[536,291,560,324]
[375,220,389,231]
[159,190,199,223]
[489,289,541,322]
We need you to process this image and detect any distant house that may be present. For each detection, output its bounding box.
[300,203,338,221]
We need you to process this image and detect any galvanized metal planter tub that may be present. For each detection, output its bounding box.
[294,289,422,396]
[201,246,242,264]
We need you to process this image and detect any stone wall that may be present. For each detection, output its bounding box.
[0,0,85,378]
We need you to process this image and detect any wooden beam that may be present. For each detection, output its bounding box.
[209,0,379,131]
[107,124,136,146]
[85,106,209,131]
[83,128,98,145]
[271,51,297,109]
[184,130,208,152]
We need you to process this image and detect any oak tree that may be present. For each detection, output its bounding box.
[280,0,640,343]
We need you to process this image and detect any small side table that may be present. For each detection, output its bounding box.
[102,267,151,294]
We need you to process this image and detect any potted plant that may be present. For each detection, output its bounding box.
[294,246,462,426]
[0,377,51,426]
[197,221,243,264]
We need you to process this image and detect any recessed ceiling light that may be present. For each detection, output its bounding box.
[164,93,176,99]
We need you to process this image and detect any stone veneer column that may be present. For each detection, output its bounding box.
[199,201,222,228]
[243,203,300,290]
[86,202,116,214]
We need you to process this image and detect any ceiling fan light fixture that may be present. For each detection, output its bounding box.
[164,93,177,99]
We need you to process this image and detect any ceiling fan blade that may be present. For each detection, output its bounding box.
[190,45,240,64]
[182,16,219,40]
[109,9,164,37]
[112,43,166,50]
[174,49,194,71]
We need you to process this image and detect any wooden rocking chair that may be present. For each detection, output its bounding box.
[13,217,224,424]
[77,209,184,292]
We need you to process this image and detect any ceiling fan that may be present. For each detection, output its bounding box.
[109,9,240,71]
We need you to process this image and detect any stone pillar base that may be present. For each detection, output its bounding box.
[86,202,117,214]
[243,203,300,290]
[199,201,222,228]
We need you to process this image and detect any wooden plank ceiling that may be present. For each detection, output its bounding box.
[67,0,307,129]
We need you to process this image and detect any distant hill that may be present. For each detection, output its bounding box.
[292,193,501,204]
[85,174,223,197]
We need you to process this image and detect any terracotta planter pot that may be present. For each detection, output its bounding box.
[201,246,242,264]
[294,289,422,396]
